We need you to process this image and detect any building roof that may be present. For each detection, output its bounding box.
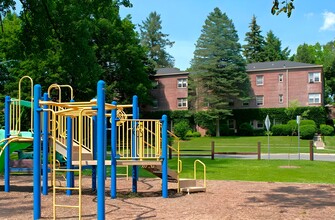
[155,68,189,76]
[247,61,323,72]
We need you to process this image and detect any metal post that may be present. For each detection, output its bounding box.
[257,142,261,160]
[309,140,314,161]
[42,93,49,195]
[33,85,42,220]
[169,147,172,159]
[66,99,74,195]
[211,141,215,160]
[132,95,138,193]
[111,101,117,199]
[4,96,11,192]
[161,115,168,198]
[97,81,106,220]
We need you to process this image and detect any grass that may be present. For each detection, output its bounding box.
[172,136,335,154]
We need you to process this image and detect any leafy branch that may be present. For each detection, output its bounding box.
[271,0,295,17]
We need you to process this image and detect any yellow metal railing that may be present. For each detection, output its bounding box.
[117,119,162,160]
[167,130,182,192]
[194,159,206,188]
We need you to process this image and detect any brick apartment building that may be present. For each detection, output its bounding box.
[149,68,189,111]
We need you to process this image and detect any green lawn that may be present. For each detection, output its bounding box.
[172,136,335,154]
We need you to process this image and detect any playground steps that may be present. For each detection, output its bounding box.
[54,139,92,161]
[179,178,206,193]
[142,164,178,183]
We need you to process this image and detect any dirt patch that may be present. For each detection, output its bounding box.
[1,175,335,219]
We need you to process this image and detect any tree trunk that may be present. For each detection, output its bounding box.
[216,118,220,137]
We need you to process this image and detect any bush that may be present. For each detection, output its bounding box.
[173,121,190,140]
[185,130,201,138]
[320,124,334,136]
[271,124,291,136]
[299,125,317,139]
[238,122,254,136]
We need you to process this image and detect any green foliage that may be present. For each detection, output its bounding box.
[271,0,295,18]
[263,30,290,61]
[320,124,334,136]
[300,125,317,139]
[139,11,175,68]
[173,121,190,140]
[238,122,254,136]
[243,15,266,63]
[271,124,291,136]
[185,130,201,138]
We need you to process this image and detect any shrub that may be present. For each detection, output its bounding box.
[185,130,201,138]
[173,121,190,140]
[238,122,254,136]
[320,124,334,136]
[271,124,291,136]
[299,125,317,139]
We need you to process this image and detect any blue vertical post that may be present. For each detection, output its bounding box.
[33,84,42,220]
[110,101,117,198]
[97,81,106,220]
[4,96,11,192]
[66,99,74,195]
[161,115,168,198]
[92,115,97,191]
[42,93,49,195]
[132,95,138,193]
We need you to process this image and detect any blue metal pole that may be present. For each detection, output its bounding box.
[4,96,11,192]
[42,93,49,195]
[111,101,117,198]
[66,99,74,195]
[161,115,168,198]
[97,80,106,220]
[92,115,97,191]
[33,84,42,219]
[132,95,138,193]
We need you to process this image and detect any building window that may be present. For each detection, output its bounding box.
[228,119,235,129]
[279,94,283,103]
[177,98,187,108]
[228,100,234,106]
[256,95,264,106]
[308,72,320,83]
[152,81,159,89]
[308,93,321,104]
[279,74,283,82]
[177,78,188,88]
[256,75,264,86]
[242,100,249,106]
[152,99,158,108]
[256,120,264,129]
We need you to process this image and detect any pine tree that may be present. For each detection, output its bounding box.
[190,7,250,136]
[243,15,265,63]
[139,11,175,68]
[263,30,290,61]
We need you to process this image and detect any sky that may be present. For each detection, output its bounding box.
[119,0,335,71]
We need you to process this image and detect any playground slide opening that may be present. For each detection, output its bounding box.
[0,129,33,172]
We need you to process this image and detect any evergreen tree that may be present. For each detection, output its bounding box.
[263,30,290,61]
[139,11,175,68]
[190,7,250,136]
[242,15,265,63]
[294,43,316,64]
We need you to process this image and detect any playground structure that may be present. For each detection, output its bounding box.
[0,76,206,220]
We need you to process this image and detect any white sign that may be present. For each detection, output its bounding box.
[296,115,301,124]
[265,115,271,131]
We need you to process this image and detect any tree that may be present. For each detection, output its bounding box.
[242,15,266,63]
[294,43,317,64]
[139,11,175,69]
[0,0,152,104]
[190,7,250,136]
[263,30,290,61]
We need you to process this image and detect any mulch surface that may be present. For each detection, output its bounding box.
[1,175,335,219]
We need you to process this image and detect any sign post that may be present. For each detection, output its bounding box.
[297,115,301,160]
[265,115,271,160]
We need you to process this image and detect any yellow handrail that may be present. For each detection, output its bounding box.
[18,75,34,133]
[194,159,206,188]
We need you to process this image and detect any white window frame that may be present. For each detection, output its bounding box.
[177,78,188,88]
[308,72,321,83]
[279,94,283,103]
[256,75,264,86]
[242,100,249,106]
[177,98,188,108]
[256,95,264,106]
[152,99,158,108]
[308,93,321,104]
[278,74,283,82]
